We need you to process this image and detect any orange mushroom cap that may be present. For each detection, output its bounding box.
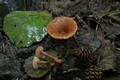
[47,16,77,39]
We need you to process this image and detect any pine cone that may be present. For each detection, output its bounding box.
[74,47,97,68]
[83,65,102,80]
[79,47,96,66]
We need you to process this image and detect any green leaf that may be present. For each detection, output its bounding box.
[3,11,53,47]
[64,51,70,58]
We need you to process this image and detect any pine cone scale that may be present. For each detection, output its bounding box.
[83,65,102,80]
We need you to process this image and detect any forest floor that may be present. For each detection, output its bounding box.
[0,0,120,80]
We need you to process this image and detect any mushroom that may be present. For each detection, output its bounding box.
[35,46,44,57]
[35,46,62,64]
[47,16,77,39]
[32,56,54,69]
[32,56,40,69]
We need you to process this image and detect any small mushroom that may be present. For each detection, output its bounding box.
[35,46,44,57]
[47,16,77,39]
[32,56,41,69]
[35,46,62,64]
[32,56,54,69]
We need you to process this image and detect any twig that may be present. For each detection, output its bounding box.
[73,36,80,47]
[75,14,91,31]
[75,14,86,25]
[63,68,81,74]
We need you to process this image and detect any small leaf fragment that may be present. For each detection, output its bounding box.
[24,56,50,78]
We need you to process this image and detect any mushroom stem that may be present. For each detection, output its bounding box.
[37,61,55,66]
[37,61,49,64]
[35,46,62,64]
[33,56,55,69]
[42,52,62,64]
